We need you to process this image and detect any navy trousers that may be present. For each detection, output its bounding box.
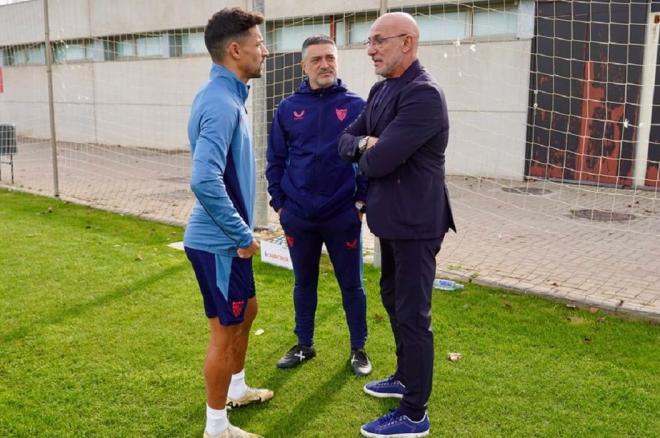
[379,236,443,420]
[280,207,367,349]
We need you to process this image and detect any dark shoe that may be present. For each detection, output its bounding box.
[350,348,373,376]
[363,375,406,399]
[276,344,316,369]
[360,408,430,437]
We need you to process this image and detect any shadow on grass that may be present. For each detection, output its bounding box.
[2,262,188,344]
[262,366,352,437]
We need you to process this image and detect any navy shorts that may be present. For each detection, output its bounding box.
[185,247,256,326]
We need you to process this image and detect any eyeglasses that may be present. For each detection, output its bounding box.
[364,33,408,48]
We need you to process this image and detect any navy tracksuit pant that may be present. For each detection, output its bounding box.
[280,206,367,350]
[379,236,443,421]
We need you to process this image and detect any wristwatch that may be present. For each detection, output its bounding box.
[358,136,369,154]
[355,201,367,213]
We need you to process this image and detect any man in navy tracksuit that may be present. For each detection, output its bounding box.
[266,35,372,376]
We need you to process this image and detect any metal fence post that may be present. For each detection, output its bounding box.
[371,0,388,268]
[633,5,659,187]
[251,0,268,228]
[43,0,60,197]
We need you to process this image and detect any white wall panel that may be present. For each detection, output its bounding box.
[89,0,247,36]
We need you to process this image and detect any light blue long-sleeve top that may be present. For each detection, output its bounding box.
[184,64,255,255]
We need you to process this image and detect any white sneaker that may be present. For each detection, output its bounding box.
[204,424,263,438]
[226,386,274,409]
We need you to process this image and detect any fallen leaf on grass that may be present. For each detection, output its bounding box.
[566,304,577,309]
[589,307,599,314]
[135,254,144,261]
[373,314,385,323]
[447,352,463,362]
[254,328,264,336]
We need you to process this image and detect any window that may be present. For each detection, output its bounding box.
[25,45,45,64]
[417,12,468,42]
[272,22,331,52]
[395,1,523,43]
[54,40,104,63]
[473,3,518,37]
[0,2,529,68]
[9,47,27,65]
[169,28,205,57]
[334,20,346,47]
[55,42,85,62]
[136,34,167,57]
[6,44,45,65]
[117,37,136,58]
[182,31,206,55]
[349,20,373,45]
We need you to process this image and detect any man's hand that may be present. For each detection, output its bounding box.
[366,136,379,150]
[237,239,260,259]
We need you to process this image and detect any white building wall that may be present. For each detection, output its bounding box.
[266,0,481,19]
[267,0,378,19]
[0,0,44,46]
[92,57,211,149]
[0,0,92,44]
[89,0,247,36]
[338,40,532,179]
[429,40,531,179]
[0,65,50,139]
[0,0,533,178]
[51,63,95,143]
[0,0,248,44]
[48,0,92,41]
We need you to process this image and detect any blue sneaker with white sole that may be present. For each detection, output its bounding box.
[363,376,406,399]
[360,408,430,437]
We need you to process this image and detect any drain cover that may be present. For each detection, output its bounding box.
[570,209,636,222]
[502,186,552,195]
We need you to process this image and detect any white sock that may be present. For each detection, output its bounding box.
[228,369,248,399]
[205,404,228,436]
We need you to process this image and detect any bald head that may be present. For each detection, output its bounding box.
[367,12,420,78]
[373,12,420,40]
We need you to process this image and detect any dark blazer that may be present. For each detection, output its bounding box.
[338,60,456,240]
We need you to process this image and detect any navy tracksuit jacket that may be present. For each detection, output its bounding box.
[266,79,368,349]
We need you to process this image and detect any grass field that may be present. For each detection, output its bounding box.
[1,189,659,437]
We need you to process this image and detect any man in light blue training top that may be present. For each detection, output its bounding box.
[184,7,272,438]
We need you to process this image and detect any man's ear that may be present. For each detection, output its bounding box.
[300,60,308,76]
[227,41,241,60]
[402,36,412,53]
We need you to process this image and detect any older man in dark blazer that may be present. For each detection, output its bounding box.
[338,12,455,438]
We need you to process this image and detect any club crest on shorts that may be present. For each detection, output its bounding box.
[293,110,305,120]
[231,300,246,317]
[286,234,295,247]
[345,239,358,250]
[335,108,348,121]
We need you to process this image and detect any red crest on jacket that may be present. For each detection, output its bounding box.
[335,108,348,121]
